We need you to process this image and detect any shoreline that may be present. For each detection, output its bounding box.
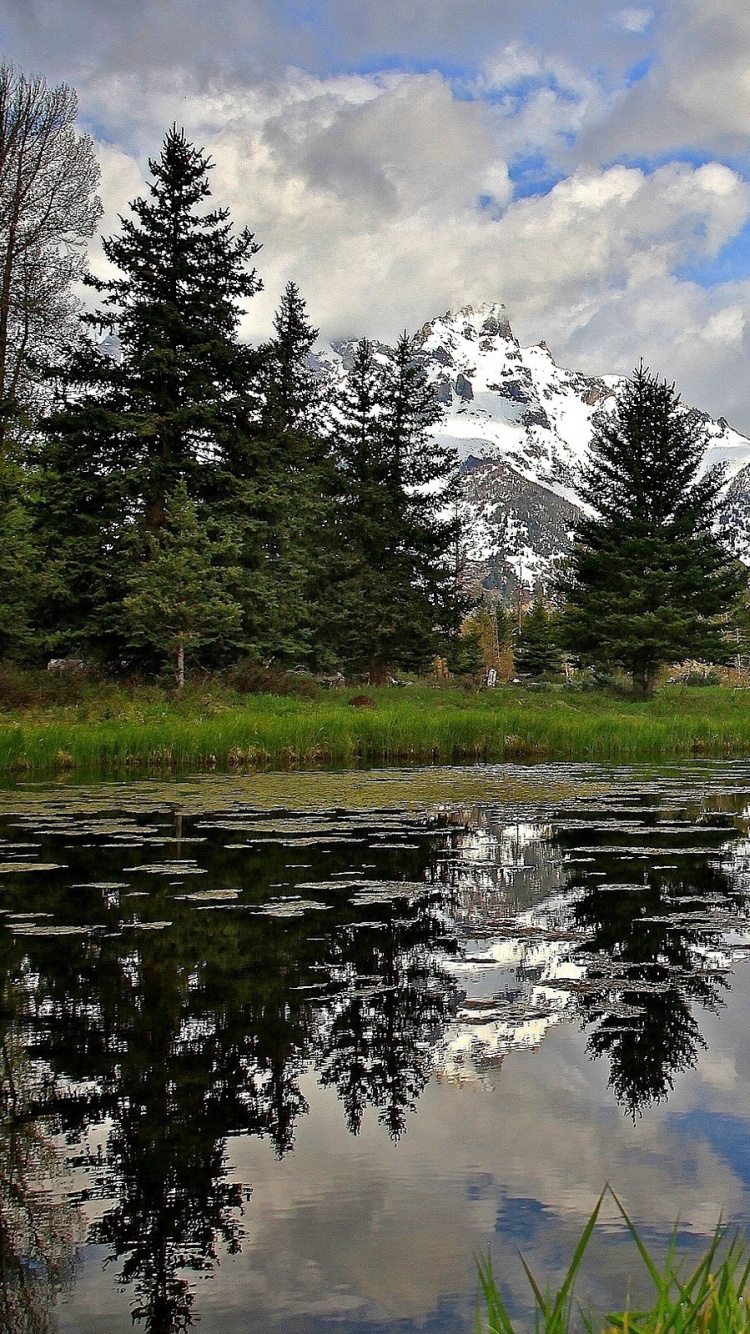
[0,683,749,776]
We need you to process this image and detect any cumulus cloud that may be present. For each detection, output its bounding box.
[5,0,750,426]
[581,0,750,162]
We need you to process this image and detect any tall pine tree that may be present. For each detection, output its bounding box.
[35,127,262,661]
[556,365,744,695]
[322,335,460,678]
[244,281,335,664]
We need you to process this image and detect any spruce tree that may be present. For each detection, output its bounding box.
[0,464,47,661]
[35,127,261,660]
[514,596,563,677]
[123,481,243,689]
[556,365,744,695]
[246,281,334,663]
[259,281,322,441]
[323,335,460,678]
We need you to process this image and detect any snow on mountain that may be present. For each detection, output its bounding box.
[316,302,750,600]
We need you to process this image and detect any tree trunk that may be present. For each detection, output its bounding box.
[632,661,657,699]
[176,642,185,692]
[368,654,389,686]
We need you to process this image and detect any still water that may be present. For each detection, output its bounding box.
[4,762,750,1332]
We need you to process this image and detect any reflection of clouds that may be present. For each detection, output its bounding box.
[216,1013,750,1332]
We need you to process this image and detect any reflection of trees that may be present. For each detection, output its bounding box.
[316,914,458,1139]
[0,872,457,1330]
[21,916,315,1332]
[3,790,749,1330]
[0,1029,78,1334]
[570,858,743,1115]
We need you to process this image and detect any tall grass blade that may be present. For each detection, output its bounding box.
[475,1185,750,1334]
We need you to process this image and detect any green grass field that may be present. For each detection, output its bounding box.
[1,678,750,774]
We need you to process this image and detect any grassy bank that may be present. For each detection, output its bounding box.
[1,678,750,774]
[477,1189,750,1334]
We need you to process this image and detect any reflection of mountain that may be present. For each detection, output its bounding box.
[434,798,750,1109]
[0,780,749,1328]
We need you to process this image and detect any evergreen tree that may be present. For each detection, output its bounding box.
[35,126,261,660]
[259,280,322,441]
[514,596,563,677]
[0,472,46,661]
[323,335,460,678]
[445,621,484,676]
[123,481,243,689]
[556,365,744,695]
[246,281,334,663]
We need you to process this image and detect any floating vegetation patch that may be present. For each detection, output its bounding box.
[255,898,330,917]
[121,920,173,931]
[0,861,64,873]
[11,923,90,936]
[178,889,241,903]
[131,861,208,875]
[349,880,436,905]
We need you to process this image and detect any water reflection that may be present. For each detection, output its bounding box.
[0,1032,78,1333]
[0,769,748,1330]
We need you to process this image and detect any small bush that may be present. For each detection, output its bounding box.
[224,658,320,699]
[0,664,93,710]
[675,669,724,687]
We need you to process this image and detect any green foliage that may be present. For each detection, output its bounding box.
[0,468,49,660]
[35,126,261,660]
[514,597,563,677]
[124,481,243,687]
[446,625,484,675]
[241,281,335,664]
[476,1187,750,1334]
[322,335,461,676]
[556,366,744,696]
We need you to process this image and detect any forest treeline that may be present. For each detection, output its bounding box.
[1,87,464,685]
[2,61,748,698]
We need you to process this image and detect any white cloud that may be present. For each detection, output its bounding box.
[76,59,750,427]
[582,0,750,160]
[618,8,654,33]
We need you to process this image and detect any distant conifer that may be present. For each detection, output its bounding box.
[514,596,563,677]
[556,365,744,695]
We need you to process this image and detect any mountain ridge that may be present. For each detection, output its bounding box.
[315,302,750,600]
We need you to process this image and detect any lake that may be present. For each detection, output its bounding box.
[3,761,750,1333]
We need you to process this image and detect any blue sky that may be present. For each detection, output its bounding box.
[3,0,750,427]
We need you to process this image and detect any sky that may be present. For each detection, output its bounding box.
[4,0,750,428]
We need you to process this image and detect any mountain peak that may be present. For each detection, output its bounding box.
[421,302,516,347]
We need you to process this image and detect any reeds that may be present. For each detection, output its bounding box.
[0,684,749,774]
[476,1187,750,1334]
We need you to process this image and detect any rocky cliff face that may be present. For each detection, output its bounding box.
[317,302,750,601]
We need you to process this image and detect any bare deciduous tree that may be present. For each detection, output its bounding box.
[0,62,102,447]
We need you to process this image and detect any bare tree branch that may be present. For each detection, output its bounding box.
[0,62,102,448]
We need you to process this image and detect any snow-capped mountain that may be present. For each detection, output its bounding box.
[316,303,750,599]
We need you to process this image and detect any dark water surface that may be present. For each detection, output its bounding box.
[4,762,750,1332]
